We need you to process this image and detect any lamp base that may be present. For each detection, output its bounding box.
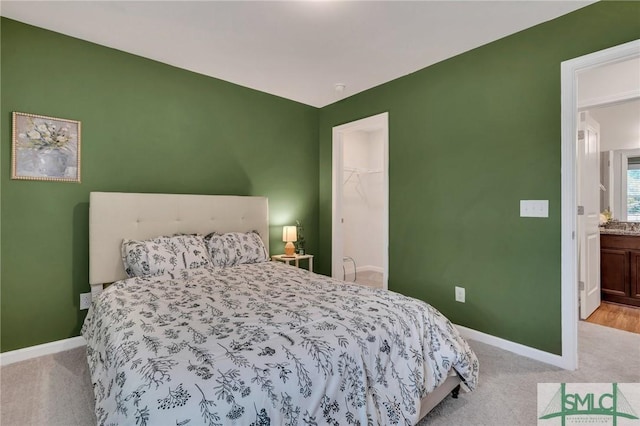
[284,242,296,256]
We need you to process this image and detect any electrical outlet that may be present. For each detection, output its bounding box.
[80,292,92,310]
[455,286,465,303]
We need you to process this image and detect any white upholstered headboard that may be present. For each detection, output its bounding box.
[89,192,269,286]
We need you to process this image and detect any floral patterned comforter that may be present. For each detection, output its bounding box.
[82,262,478,426]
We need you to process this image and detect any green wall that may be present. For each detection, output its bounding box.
[318,1,640,355]
[2,2,639,355]
[0,18,319,352]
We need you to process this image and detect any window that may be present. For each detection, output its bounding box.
[627,157,640,221]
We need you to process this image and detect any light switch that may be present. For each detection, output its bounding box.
[520,200,549,218]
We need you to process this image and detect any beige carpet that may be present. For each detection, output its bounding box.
[0,343,96,425]
[1,321,638,426]
[420,321,640,425]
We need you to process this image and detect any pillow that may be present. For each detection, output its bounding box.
[121,234,211,278]
[204,231,268,267]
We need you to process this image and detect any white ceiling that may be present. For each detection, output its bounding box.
[1,1,594,107]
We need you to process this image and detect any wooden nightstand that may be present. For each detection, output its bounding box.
[271,254,314,272]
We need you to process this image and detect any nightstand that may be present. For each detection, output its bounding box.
[271,254,314,272]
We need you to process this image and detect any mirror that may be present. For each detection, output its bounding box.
[600,148,640,221]
[591,98,640,222]
[625,154,640,221]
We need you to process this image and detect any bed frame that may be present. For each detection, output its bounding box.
[88,191,462,421]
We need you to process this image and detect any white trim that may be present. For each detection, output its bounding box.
[332,112,389,290]
[455,325,565,368]
[0,336,86,366]
[332,128,345,280]
[561,39,640,371]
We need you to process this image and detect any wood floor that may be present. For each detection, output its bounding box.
[585,302,640,334]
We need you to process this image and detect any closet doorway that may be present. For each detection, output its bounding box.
[332,112,388,290]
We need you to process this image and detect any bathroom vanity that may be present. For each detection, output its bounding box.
[600,222,640,307]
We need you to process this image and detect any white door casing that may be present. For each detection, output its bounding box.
[332,132,345,280]
[577,111,601,320]
[332,112,389,289]
[561,39,639,370]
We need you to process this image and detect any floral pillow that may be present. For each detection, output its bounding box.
[121,235,211,278]
[204,231,268,267]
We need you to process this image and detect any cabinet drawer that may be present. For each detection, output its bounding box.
[600,234,640,250]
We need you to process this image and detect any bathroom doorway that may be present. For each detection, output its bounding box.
[577,60,640,332]
[561,39,640,369]
[332,112,388,290]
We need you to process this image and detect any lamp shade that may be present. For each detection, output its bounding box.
[282,226,297,256]
[282,226,297,242]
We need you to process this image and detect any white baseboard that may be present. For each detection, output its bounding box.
[455,324,566,369]
[0,336,86,366]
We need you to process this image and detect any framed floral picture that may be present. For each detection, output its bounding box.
[12,112,81,182]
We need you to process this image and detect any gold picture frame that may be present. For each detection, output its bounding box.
[12,111,81,182]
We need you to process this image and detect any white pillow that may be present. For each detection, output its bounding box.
[204,231,268,267]
[121,235,211,278]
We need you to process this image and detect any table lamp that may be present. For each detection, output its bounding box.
[282,226,297,257]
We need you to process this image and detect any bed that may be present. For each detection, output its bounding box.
[82,192,478,425]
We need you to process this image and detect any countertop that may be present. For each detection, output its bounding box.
[600,221,640,236]
[600,228,640,236]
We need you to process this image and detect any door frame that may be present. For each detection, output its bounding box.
[560,39,640,370]
[332,112,389,289]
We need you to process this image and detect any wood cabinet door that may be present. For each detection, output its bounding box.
[600,248,628,297]
[629,250,640,299]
